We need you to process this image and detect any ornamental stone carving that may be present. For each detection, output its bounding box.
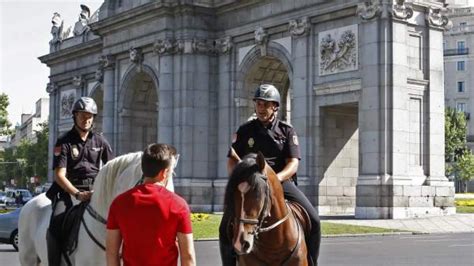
[46,82,58,94]
[49,12,71,51]
[72,76,83,88]
[98,55,114,69]
[357,0,382,20]
[129,47,143,64]
[73,4,91,36]
[319,25,358,76]
[289,17,310,37]
[392,0,413,20]
[174,39,185,54]
[60,90,76,118]
[255,27,268,56]
[255,26,268,45]
[426,6,452,29]
[192,38,213,54]
[95,69,103,82]
[215,36,233,54]
[153,39,174,54]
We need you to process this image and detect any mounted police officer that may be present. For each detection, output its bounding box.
[219,84,321,266]
[46,97,114,266]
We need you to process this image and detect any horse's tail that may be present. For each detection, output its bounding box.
[19,193,52,266]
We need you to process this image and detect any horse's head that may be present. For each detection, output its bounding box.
[228,152,271,255]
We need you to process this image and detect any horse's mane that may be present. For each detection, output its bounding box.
[91,152,143,218]
[224,153,267,212]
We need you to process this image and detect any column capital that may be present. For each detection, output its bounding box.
[357,0,382,21]
[46,82,58,94]
[289,16,310,37]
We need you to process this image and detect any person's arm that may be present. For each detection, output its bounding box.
[177,232,196,266]
[276,158,299,182]
[227,147,241,175]
[106,229,122,266]
[54,167,91,201]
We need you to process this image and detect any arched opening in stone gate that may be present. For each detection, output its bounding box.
[241,56,291,124]
[119,71,158,154]
[89,85,104,133]
[319,103,359,215]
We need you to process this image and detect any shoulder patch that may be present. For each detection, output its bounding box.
[292,135,299,146]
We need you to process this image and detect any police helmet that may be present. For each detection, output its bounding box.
[253,84,280,106]
[72,97,98,115]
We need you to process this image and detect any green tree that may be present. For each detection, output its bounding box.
[0,93,12,135]
[445,108,467,164]
[454,151,474,193]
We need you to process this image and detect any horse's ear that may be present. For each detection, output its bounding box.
[256,152,266,173]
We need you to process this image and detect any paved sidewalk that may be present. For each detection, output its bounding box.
[323,214,474,234]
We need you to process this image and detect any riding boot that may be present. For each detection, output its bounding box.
[46,229,62,266]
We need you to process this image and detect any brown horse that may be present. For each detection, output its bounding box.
[223,152,309,266]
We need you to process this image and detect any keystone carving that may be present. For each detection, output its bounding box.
[129,47,143,64]
[72,76,83,88]
[255,27,268,56]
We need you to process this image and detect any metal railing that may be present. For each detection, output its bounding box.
[444,48,469,56]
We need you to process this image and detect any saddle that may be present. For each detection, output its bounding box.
[287,200,312,238]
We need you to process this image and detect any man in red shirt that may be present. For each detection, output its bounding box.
[106,143,196,266]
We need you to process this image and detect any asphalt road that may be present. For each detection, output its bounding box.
[1,233,473,265]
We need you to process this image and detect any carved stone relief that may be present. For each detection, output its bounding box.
[129,47,143,64]
[49,12,71,51]
[192,38,213,54]
[46,82,58,94]
[215,36,233,54]
[319,24,358,76]
[153,37,233,55]
[72,76,83,88]
[426,6,452,29]
[392,0,413,20]
[255,27,268,56]
[357,0,382,20]
[96,55,114,82]
[73,4,91,36]
[60,90,76,119]
[289,17,310,37]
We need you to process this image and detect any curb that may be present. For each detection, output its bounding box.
[194,231,419,241]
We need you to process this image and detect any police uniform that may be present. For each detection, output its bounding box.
[53,126,114,190]
[220,118,321,266]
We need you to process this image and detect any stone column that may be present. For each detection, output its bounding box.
[156,50,174,145]
[100,55,116,150]
[216,36,233,180]
[46,82,58,182]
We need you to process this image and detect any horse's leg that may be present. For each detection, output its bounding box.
[19,194,51,266]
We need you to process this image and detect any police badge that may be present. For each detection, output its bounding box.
[248,138,255,148]
[71,145,80,159]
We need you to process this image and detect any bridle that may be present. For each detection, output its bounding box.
[237,173,290,239]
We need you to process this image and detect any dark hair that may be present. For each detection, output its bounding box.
[141,143,177,178]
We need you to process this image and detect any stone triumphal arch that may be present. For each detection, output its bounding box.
[41,0,455,218]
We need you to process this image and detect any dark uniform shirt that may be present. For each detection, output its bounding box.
[230,118,300,174]
[53,127,114,186]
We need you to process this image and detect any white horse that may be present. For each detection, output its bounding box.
[18,152,174,265]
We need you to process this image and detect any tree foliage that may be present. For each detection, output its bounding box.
[0,93,12,135]
[454,152,474,193]
[0,122,49,188]
[445,107,467,162]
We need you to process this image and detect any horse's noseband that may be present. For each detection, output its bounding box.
[238,174,290,238]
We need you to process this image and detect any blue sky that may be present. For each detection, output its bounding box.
[0,0,102,126]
